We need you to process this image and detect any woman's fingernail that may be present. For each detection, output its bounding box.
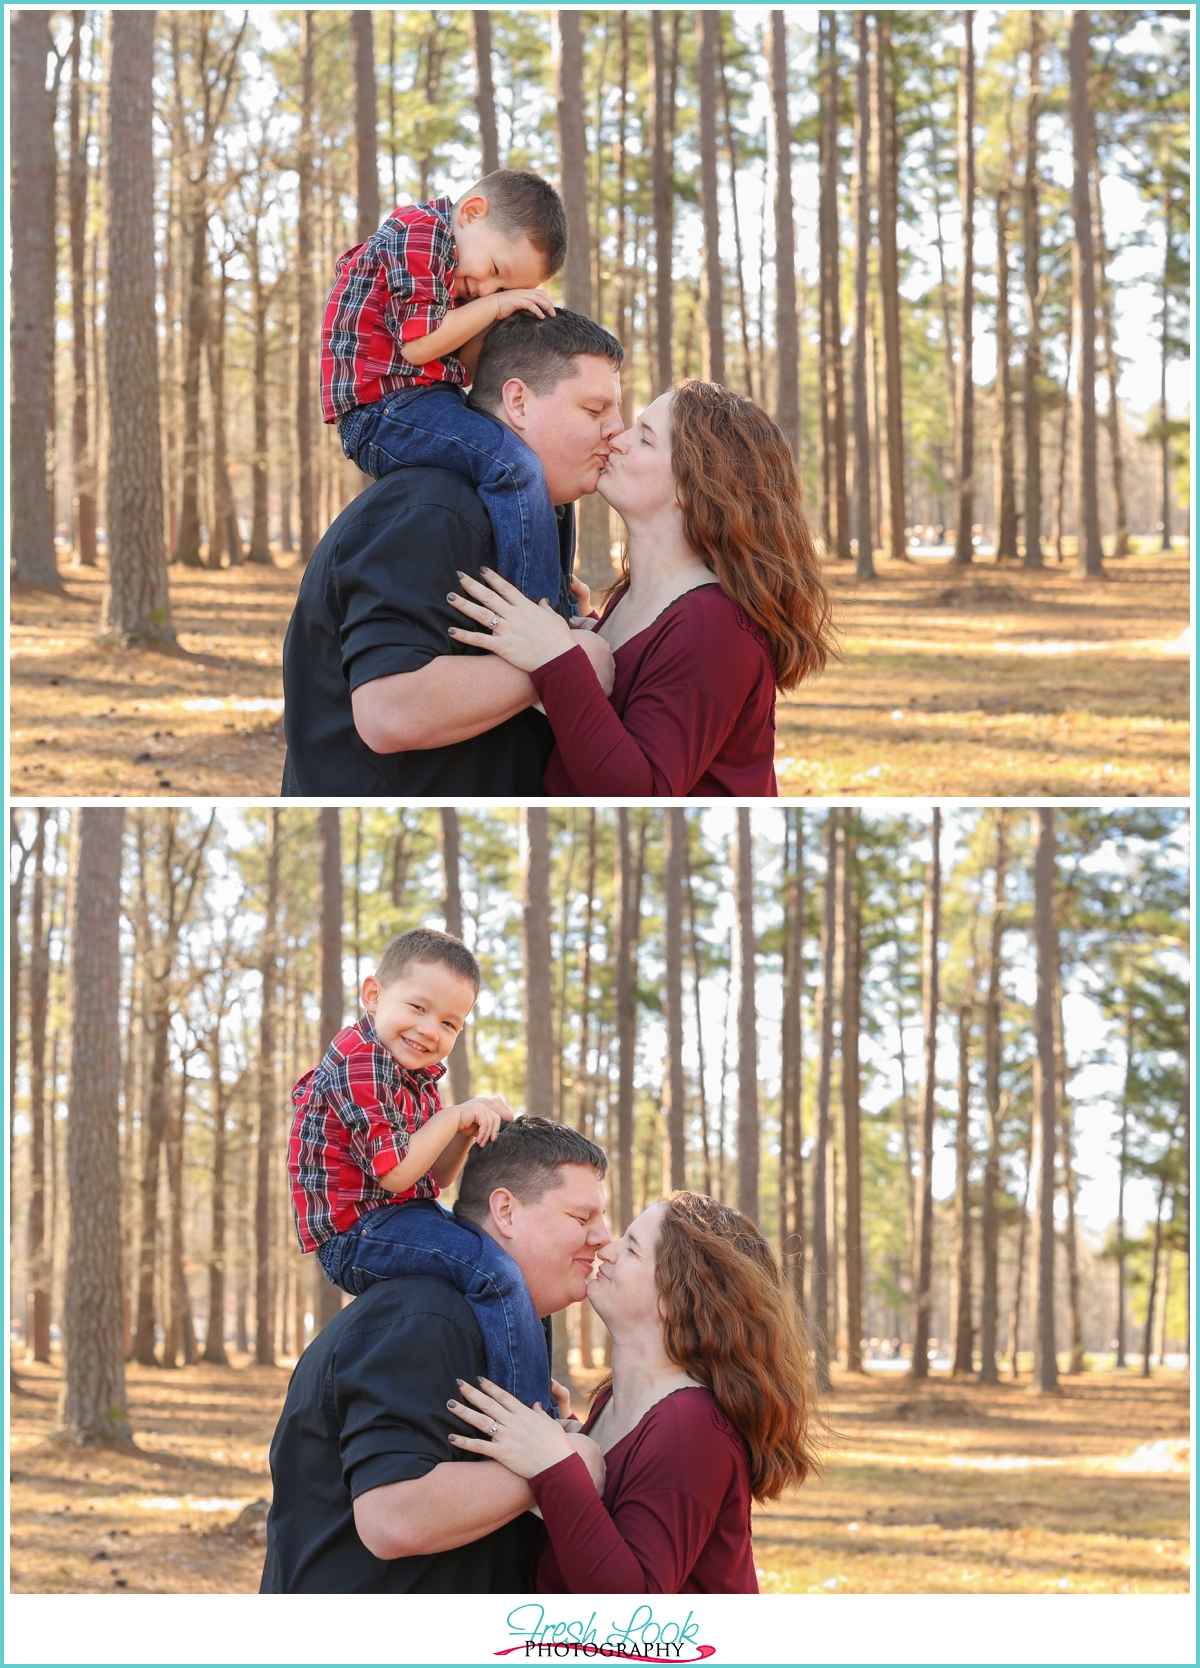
[447,592,458,601]
[447,1399,457,1408]
[480,566,493,575]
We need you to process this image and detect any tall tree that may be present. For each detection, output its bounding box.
[27,814,52,1363]
[951,12,977,568]
[1091,132,1129,557]
[810,812,840,1389]
[98,10,173,644]
[819,12,850,558]
[523,811,554,1120]
[440,809,473,1106]
[780,811,805,1311]
[473,12,499,175]
[205,256,242,566]
[734,811,759,1222]
[312,807,345,1332]
[68,11,97,568]
[255,811,280,1366]
[1069,14,1103,578]
[53,810,130,1444]
[1031,808,1059,1393]
[839,814,863,1371]
[695,11,725,383]
[911,807,942,1378]
[979,808,1009,1383]
[993,130,1019,559]
[850,15,873,577]
[650,11,674,397]
[354,11,380,243]
[770,11,799,456]
[614,810,638,1230]
[952,920,979,1375]
[874,18,907,564]
[1022,11,1044,568]
[295,11,316,564]
[243,177,273,565]
[663,810,687,1192]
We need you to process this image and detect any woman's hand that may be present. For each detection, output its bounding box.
[447,568,576,673]
[446,1376,576,1480]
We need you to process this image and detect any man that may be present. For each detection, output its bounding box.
[260,1119,610,1593]
[281,311,624,795]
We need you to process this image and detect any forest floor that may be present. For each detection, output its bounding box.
[9,1354,1190,1595]
[9,543,1190,800]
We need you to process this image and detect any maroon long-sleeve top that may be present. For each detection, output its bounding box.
[529,1386,758,1594]
[531,584,778,798]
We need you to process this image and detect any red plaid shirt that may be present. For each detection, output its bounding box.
[320,196,468,424]
[288,1014,444,1254]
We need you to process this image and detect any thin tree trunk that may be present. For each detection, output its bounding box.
[523,811,554,1121]
[718,28,754,398]
[53,811,131,1444]
[246,222,272,563]
[734,810,759,1222]
[201,1023,229,1363]
[255,811,280,1366]
[875,18,907,564]
[952,930,979,1377]
[165,1066,196,1365]
[651,11,674,397]
[614,14,631,415]
[1069,13,1102,577]
[979,808,1009,1383]
[952,12,976,568]
[614,811,638,1232]
[663,810,687,1192]
[1022,11,1044,568]
[994,156,1019,559]
[1053,264,1074,564]
[296,12,316,564]
[440,809,474,1107]
[131,989,171,1366]
[1158,190,1172,554]
[99,10,173,644]
[682,835,709,1198]
[840,814,863,1371]
[1008,1120,1034,1377]
[1140,1177,1168,1377]
[1054,946,1084,1374]
[851,16,873,577]
[1031,808,1060,1393]
[206,261,241,566]
[312,807,345,1331]
[1092,128,1128,556]
[820,12,850,558]
[770,10,799,456]
[695,11,725,383]
[473,12,500,176]
[354,11,380,243]
[28,815,52,1363]
[780,810,806,1312]
[911,807,942,1378]
[574,810,597,1137]
[811,812,840,1389]
[69,12,97,567]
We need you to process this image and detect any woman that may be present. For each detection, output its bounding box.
[446,1192,822,1594]
[446,380,835,796]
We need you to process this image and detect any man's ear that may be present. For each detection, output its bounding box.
[500,377,532,432]
[487,1186,518,1242]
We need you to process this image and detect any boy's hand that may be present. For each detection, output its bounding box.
[568,574,592,619]
[491,287,556,322]
[455,1093,516,1147]
[550,1378,580,1428]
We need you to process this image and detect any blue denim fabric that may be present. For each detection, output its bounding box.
[338,389,569,616]
[316,1198,555,1414]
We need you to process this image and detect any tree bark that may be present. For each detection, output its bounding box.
[695,11,725,383]
[839,814,863,1371]
[206,260,241,566]
[354,11,380,244]
[1031,808,1060,1393]
[810,812,840,1388]
[819,14,850,559]
[875,18,907,564]
[780,811,805,1311]
[952,12,976,568]
[1069,13,1102,578]
[1114,1008,1131,1366]
[733,810,759,1222]
[296,12,316,564]
[770,11,799,456]
[53,811,131,1444]
[69,12,97,567]
[201,1020,230,1363]
[164,1065,196,1366]
[614,811,638,1230]
[1158,190,1172,555]
[994,169,1019,559]
[523,811,554,1121]
[717,28,754,398]
[473,12,500,176]
[1091,129,1128,556]
[255,811,280,1366]
[851,16,873,577]
[911,807,942,1378]
[574,810,597,1139]
[313,806,345,1330]
[1008,1119,1034,1377]
[440,809,474,1106]
[1053,947,1084,1375]
[1140,1178,1168,1377]
[651,12,674,398]
[99,9,173,644]
[979,808,1009,1383]
[246,217,272,563]
[952,918,980,1377]
[1022,11,1044,568]
[28,814,52,1363]
[663,810,687,1192]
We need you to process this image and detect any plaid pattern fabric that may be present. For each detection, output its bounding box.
[288,1014,444,1253]
[320,196,468,424]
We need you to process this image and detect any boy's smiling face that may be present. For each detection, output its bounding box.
[361,959,477,1072]
[452,193,548,300]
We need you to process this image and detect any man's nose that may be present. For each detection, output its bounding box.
[604,420,627,445]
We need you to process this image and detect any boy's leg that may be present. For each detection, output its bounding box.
[364,390,567,613]
[342,1200,555,1410]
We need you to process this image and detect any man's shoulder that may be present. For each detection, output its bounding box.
[330,1273,482,1344]
[333,467,490,542]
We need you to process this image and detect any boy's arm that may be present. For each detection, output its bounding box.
[377,1103,463,1195]
[400,288,556,367]
[428,1126,476,1190]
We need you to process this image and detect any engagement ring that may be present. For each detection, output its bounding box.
[487,1420,500,1437]
[488,612,499,630]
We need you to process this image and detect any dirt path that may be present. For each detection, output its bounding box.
[10,1355,1189,1594]
[9,550,1189,799]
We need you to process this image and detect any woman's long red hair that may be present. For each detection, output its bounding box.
[618,381,836,692]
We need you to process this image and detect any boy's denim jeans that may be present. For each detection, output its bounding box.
[338,388,569,615]
[317,1198,555,1414]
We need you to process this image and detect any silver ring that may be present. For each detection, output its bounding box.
[488,612,500,631]
[487,1419,500,1437]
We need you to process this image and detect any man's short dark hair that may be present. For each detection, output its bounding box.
[375,927,481,994]
[454,1116,608,1225]
[468,310,625,417]
[461,168,569,278]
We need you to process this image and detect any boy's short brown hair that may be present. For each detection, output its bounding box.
[375,927,481,994]
[454,1117,608,1225]
[462,168,569,278]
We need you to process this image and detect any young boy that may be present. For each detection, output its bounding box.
[288,926,555,1412]
[321,169,571,611]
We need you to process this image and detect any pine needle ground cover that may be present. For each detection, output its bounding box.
[10,549,1188,799]
[9,1356,1189,1595]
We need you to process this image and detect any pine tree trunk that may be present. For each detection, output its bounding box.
[952,12,976,568]
[1008,1122,1034,1377]
[99,10,173,644]
[718,29,754,398]
[296,13,316,564]
[651,11,674,398]
[246,223,272,563]
[255,811,280,1366]
[1053,951,1084,1374]
[165,1067,195,1365]
[53,811,131,1444]
[206,263,240,566]
[574,809,597,1138]
[132,991,171,1366]
[1069,14,1102,578]
[1031,808,1060,1393]
[734,810,759,1222]
[770,11,799,456]
[440,809,474,1107]
[911,807,942,1378]
[1022,11,1044,568]
[819,13,851,558]
[1158,192,1172,555]
[810,812,840,1388]
[875,19,907,564]
[979,808,1009,1383]
[1092,132,1128,556]
[850,16,873,576]
[614,810,637,1231]
[354,11,379,243]
[1053,261,1074,564]
[663,810,687,1192]
[952,988,977,1376]
[473,12,500,176]
[69,13,97,567]
[201,1025,229,1363]
[174,159,211,569]
[28,815,52,1363]
[523,811,554,1121]
[694,12,725,383]
[1140,1179,1167,1377]
[840,814,863,1370]
[994,170,1019,559]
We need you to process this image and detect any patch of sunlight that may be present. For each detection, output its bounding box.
[178,697,284,714]
[136,1495,246,1511]
[1114,1440,1190,1474]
